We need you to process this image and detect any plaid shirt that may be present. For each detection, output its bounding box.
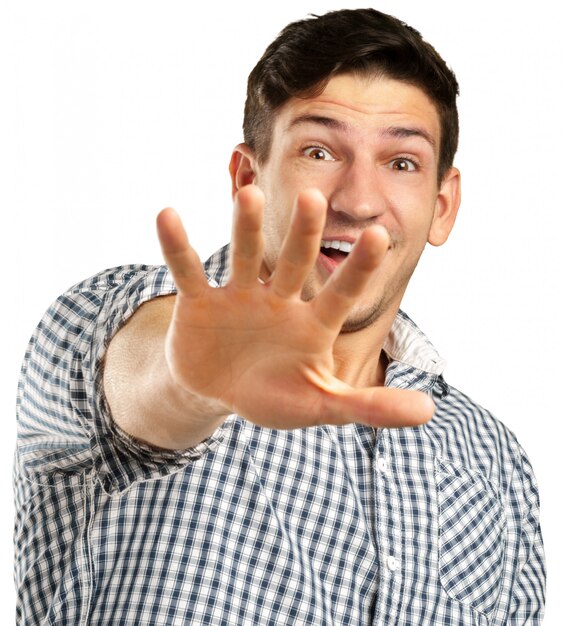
[15,245,545,625]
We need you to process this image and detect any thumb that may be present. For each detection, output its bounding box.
[323,383,435,428]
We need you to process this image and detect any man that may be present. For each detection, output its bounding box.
[15,8,545,625]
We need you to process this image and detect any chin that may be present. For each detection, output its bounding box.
[300,278,393,333]
[340,301,386,333]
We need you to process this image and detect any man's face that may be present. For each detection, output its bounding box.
[245,73,459,332]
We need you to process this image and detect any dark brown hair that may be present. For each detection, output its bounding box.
[243,8,459,183]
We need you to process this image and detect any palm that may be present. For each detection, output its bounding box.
[170,285,337,429]
[157,185,433,430]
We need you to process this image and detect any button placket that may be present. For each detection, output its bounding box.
[372,430,402,625]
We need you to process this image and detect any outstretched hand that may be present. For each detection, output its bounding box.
[156,185,434,430]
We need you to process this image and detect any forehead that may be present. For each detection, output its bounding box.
[273,73,441,147]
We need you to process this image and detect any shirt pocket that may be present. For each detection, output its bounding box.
[435,457,506,615]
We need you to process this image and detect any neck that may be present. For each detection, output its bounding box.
[332,306,397,388]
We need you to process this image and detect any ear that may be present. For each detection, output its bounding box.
[428,167,461,246]
[229,143,258,198]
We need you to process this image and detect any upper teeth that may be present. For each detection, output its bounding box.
[321,240,354,253]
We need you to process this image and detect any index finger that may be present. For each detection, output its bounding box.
[156,208,209,298]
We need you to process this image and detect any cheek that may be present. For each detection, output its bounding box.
[262,197,293,262]
[388,193,437,242]
[258,173,291,242]
[265,180,299,235]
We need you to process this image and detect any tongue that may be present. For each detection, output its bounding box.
[323,249,348,263]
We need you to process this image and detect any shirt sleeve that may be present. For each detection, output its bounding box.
[16,264,232,494]
[505,444,546,624]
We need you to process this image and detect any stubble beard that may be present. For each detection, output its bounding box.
[300,254,417,334]
[300,276,392,334]
[340,298,388,333]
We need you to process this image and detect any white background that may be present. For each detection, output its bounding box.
[1,0,560,620]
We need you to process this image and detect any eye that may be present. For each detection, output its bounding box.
[303,146,336,161]
[389,158,418,172]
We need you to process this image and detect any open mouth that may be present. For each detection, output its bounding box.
[320,239,353,262]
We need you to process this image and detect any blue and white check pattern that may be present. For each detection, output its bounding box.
[15,245,545,625]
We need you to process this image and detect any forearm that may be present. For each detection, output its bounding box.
[103,295,231,450]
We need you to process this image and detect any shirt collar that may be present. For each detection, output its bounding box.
[384,310,446,377]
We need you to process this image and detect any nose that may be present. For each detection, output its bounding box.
[328,160,387,221]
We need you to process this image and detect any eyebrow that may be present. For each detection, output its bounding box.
[380,126,437,151]
[286,115,437,152]
[287,114,350,132]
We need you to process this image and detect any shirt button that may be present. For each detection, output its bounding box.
[377,456,388,473]
[386,555,398,572]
